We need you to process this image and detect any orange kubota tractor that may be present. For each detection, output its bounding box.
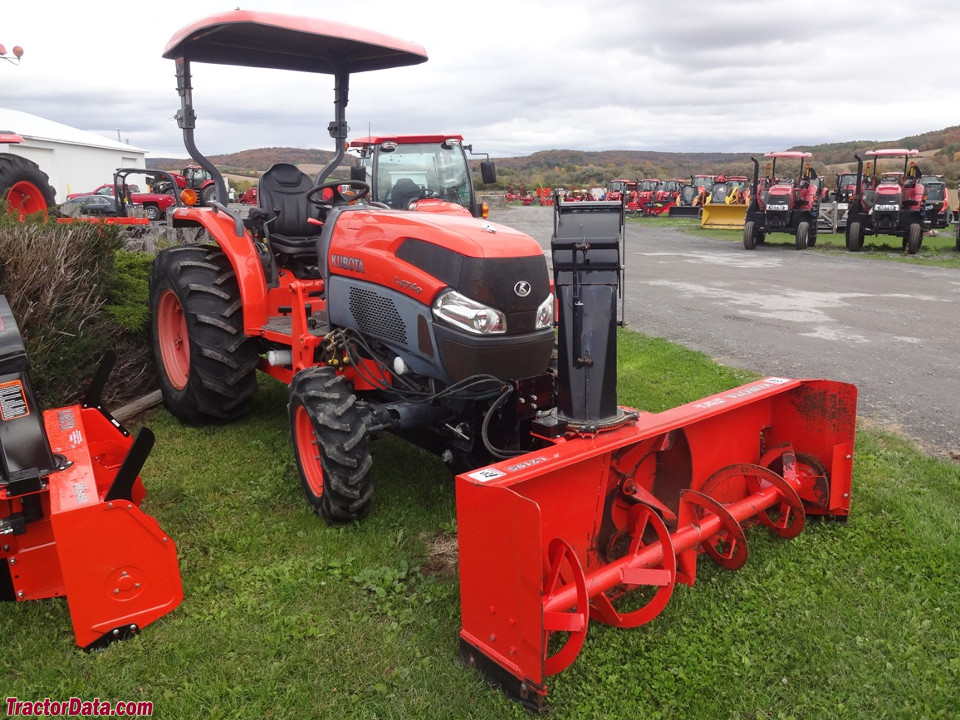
[149,11,857,709]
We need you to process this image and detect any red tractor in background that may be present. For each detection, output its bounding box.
[833,171,859,203]
[151,164,218,205]
[743,151,822,250]
[845,149,926,254]
[655,178,683,204]
[634,178,659,212]
[606,178,635,203]
[643,178,683,215]
[349,134,495,218]
[148,10,858,709]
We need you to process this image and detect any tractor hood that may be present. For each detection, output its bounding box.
[325,208,550,310]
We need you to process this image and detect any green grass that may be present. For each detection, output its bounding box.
[630,215,960,268]
[2,330,958,719]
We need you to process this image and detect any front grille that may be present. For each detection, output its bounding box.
[348,287,406,344]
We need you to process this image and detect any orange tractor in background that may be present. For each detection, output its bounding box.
[0,133,57,218]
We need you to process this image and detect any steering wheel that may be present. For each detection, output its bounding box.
[305,180,370,208]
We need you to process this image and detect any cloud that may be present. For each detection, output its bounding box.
[3,0,958,158]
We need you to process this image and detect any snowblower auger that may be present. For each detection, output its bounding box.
[456,200,856,711]
[0,296,182,650]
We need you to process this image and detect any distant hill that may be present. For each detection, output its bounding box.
[148,126,960,190]
[148,146,335,175]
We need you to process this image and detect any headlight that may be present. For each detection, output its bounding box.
[432,290,506,334]
[535,294,555,329]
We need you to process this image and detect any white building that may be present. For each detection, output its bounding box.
[0,108,148,203]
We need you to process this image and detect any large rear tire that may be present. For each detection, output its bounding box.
[149,244,259,424]
[795,221,810,250]
[289,367,373,524]
[906,222,922,255]
[0,154,56,218]
[200,184,217,206]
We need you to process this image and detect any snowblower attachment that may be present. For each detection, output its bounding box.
[0,296,182,649]
[456,201,856,710]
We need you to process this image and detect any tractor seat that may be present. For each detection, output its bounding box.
[258,163,323,273]
[390,177,422,209]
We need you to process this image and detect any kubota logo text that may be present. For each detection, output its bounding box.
[331,254,365,273]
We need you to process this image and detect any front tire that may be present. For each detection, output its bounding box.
[289,367,373,524]
[846,221,863,252]
[143,203,161,221]
[743,220,757,249]
[906,222,922,255]
[149,244,259,424]
[795,221,810,250]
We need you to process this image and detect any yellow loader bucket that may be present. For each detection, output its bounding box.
[700,202,747,229]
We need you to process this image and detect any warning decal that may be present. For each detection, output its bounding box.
[0,380,29,421]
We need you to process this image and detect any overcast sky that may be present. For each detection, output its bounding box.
[4,1,958,159]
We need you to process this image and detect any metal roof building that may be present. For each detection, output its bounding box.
[0,108,147,203]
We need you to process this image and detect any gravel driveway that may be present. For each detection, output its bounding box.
[488,204,960,459]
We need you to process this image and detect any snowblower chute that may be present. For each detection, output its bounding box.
[0,296,182,649]
[456,200,856,710]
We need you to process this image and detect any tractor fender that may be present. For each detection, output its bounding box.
[169,206,271,329]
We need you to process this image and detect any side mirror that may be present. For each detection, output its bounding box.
[480,161,496,185]
[350,165,367,182]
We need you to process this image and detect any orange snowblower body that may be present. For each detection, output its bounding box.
[0,297,182,649]
[456,200,856,710]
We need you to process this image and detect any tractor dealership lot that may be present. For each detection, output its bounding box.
[494,204,960,458]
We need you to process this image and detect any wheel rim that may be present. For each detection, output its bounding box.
[156,289,190,390]
[294,404,324,498]
[6,180,48,219]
